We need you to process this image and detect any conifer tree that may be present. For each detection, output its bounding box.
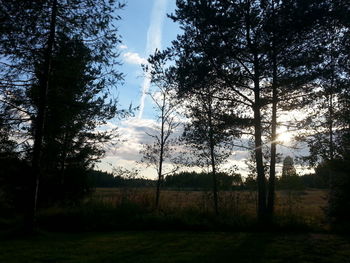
[0,0,124,230]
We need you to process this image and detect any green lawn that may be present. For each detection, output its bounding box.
[1,231,350,263]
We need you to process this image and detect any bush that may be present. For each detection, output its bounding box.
[326,156,350,230]
[277,176,305,191]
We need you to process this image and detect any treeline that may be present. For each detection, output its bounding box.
[164,172,328,190]
[90,170,328,190]
[89,170,155,188]
[164,172,242,190]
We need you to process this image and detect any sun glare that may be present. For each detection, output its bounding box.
[276,127,293,143]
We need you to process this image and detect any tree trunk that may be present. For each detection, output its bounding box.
[328,68,335,192]
[155,147,163,209]
[209,140,219,215]
[27,0,57,232]
[267,6,278,219]
[253,56,267,222]
[267,56,277,219]
[208,99,219,215]
[329,92,334,161]
[155,94,166,210]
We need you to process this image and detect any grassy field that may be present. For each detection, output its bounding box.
[1,188,346,262]
[1,231,350,263]
[92,188,327,224]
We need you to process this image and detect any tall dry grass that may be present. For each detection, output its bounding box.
[91,188,327,224]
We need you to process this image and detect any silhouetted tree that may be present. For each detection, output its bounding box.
[141,51,180,209]
[0,0,124,230]
[281,156,297,178]
[178,77,242,214]
[169,0,321,221]
[30,35,122,205]
[168,0,325,221]
[295,0,350,166]
[168,0,273,221]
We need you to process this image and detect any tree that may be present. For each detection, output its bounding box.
[180,81,240,215]
[169,0,314,221]
[295,0,350,167]
[140,51,180,209]
[168,0,272,220]
[31,35,121,205]
[281,156,297,178]
[278,157,304,191]
[258,0,329,218]
[0,0,124,230]
[168,0,330,221]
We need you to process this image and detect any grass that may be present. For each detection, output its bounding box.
[92,188,328,223]
[0,188,346,262]
[33,189,325,233]
[1,231,350,262]
[0,188,329,233]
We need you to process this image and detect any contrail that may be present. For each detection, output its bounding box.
[138,0,168,119]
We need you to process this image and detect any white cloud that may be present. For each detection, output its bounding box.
[138,0,169,119]
[123,52,148,65]
[138,74,151,119]
[97,116,311,179]
[96,117,159,178]
[119,44,128,50]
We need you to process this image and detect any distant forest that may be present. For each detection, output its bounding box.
[0,0,349,232]
[90,170,328,190]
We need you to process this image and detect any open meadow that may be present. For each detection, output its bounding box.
[92,188,328,226]
[2,188,349,263]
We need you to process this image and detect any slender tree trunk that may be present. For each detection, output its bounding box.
[208,99,219,215]
[328,23,337,162]
[60,131,69,201]
[328,70,335,193]
[209,139,219,215]
[155,145,164,209]
[329,92,334,161]
[267,5,278,219]
[253,56,267,222]
[27,0,57,232]
[245,6,266,222]
[155,95,166,210]
[267,58,277,219]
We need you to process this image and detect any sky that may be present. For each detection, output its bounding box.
[96,0,312,179]
[115,0,179,119]
[96,0,181,177]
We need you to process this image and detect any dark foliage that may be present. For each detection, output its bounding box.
[0,156,30,214]
[326,156,350,228]
[88,170,155,188]
[164,172,243,191]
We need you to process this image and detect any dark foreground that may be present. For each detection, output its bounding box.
[1,231,350,263]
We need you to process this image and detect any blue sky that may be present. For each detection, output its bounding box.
[97,0,182,176]
[116,0,179,119]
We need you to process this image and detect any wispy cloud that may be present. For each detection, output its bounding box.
[119,44,128,50]
[138,0,169,119]
[123,52,148,65]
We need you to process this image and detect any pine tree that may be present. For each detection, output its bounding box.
[0,0,124,230]
[167,0,328,221]
[180,82,241,215]
[281,156,297,178]
[168,0,273,221]
[31,35,120,204]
